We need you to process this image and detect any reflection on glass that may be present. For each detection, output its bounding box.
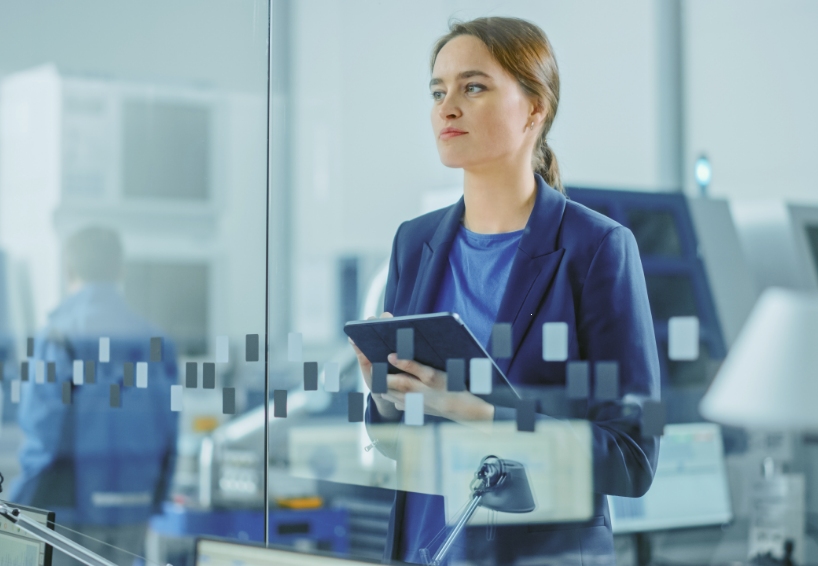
[9,227,179,564]
[284,419,593,528]
[0,3,269,563]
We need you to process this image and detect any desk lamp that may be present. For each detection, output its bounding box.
[699,287,818,431]
[422,456,534,566]
[700,287,818,565]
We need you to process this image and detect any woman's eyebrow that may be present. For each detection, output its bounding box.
[429,70,492,88]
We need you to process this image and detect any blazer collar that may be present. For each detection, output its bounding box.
[518,173,567,258]
[406,197,463,314]
[494,175,567,375]
[408,173,567,319]
[428,196,465,252]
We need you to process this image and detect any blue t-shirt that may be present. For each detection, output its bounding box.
[400,224,523,563]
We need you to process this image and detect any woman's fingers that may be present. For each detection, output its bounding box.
[384,389,445,417]
[387,354,440,385]
[386,373,426,393]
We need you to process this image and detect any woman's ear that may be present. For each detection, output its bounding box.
[529,100,548,126]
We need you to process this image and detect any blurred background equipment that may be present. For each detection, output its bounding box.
[567,188,759,423]
[608,423,732,566]
[0,501,56,566]
[0,65,267,356]
[700,288,818,564]
[609,423,732,534]
[732,202,818,293]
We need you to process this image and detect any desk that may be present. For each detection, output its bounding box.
[614,519,818,566]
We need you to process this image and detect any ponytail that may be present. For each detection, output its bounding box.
[534,134,563,194]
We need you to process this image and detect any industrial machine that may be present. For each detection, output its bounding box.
[730,200,818,536]
[731,201,818,292]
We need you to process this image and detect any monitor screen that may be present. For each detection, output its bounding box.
[195,539,378,566]
[608,423,732,533]
[0,500,55,566]
[627,209,682,257]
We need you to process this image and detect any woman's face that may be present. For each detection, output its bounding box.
[430,35,542,172]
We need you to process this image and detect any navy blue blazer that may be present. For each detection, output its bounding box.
[367,174,660,565]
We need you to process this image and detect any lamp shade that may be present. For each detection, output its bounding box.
[700,287,818,431]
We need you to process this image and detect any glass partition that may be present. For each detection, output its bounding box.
[264,3,804,566]
[271,3,661,566]
[1,2,809,566]
[0,1,269,564]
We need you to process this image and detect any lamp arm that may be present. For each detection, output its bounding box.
[429,494,483,566]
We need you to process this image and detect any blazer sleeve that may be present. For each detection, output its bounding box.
[578,225,661,498]
[382,222,402,315]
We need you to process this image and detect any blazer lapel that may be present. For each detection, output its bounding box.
[407,198,465,315]
[494,174,568,376]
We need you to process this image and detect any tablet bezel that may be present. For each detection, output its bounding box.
[344,312,520,406]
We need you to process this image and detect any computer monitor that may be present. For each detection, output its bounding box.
[0,500,55,566]
[195,538,381,566]
[608,422,732,533]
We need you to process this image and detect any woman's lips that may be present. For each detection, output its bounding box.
[440,131,467,140]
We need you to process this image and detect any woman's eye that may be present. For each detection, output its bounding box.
[431,91,445,101]
[466,83,486,94]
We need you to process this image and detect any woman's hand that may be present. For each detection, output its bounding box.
[349,312,402,421]
[381,354,495,423]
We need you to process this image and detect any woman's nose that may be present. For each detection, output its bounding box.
[438,94,462,120]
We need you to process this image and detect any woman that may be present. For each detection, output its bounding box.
[351,16,660,565]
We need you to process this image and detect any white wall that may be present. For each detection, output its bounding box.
[683,0,818,203]
[0,0,268,92]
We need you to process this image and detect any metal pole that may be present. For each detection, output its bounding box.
[263,0,272,548]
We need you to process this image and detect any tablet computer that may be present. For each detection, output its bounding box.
[344,312,520,407]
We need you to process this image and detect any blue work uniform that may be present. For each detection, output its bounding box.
[10,282,179,527]
[366,173,661,565]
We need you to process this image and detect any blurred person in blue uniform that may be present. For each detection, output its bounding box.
[354,17,660,565]
[9,227,178,565]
